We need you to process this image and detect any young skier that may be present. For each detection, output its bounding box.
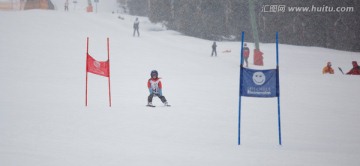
[147,70,170,107]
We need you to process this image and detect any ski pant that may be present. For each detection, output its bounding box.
[133,28,140,36]
[211,49,217,56]
[244,57,249,67]
[148,93,167,103]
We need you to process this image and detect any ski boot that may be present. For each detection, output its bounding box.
[146,102,155,107]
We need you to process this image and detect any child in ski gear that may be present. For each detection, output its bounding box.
[322,62,334,74]
[133,17,140,37]
[346,61,360,75]
[147,70,169,106]
[243,43,250,67]
[211,41,217,56]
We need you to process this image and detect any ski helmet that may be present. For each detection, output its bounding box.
[150,70,158,77]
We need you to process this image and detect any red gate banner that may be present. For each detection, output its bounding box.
[86,53,109,77]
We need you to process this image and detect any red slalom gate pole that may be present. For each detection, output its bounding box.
[107,38,112,107]
[85,37,89,107]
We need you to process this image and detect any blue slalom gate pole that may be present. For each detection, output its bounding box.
[238,32,245,145]
[276,32,282,145]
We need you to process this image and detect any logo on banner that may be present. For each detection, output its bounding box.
[94,61,100,68]
[252,72,266,85]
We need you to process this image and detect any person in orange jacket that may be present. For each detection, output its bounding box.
[147,70,170,107]
[322,62,334,74]
[346,61,360,75]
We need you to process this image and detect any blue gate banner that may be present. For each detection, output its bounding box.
[240,67,279,97]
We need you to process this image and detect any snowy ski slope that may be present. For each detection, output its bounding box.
[1,8,360,166]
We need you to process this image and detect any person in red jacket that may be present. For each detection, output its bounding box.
[147,70,170,107]
[243,43,250,67]
[346,61,360,75]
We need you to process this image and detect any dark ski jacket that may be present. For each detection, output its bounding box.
[212,42,217,50]
[133,20,139,29]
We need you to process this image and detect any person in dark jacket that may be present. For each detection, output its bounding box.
[133,17,140,37]
[211,41,217,56]
[346,61,360,75]
[64,0,69,11]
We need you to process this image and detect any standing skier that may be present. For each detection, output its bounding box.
[64,0,69,11]
[147,70,170,107]
[133,17,140,37]
[243,43,250,67]
[211,41,217,56]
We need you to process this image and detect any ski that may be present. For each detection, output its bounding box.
[338,67,345,75]
[146,104,171,107]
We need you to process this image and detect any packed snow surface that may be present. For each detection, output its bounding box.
[0,7,359,166]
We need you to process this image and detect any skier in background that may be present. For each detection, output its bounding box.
[346,61,360,75]
[211,41,217,56]
[64,0,69,11]
[147,70,170,107]
[322,62,334,74]
[133,17,140,37]
[243,43,250,67]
